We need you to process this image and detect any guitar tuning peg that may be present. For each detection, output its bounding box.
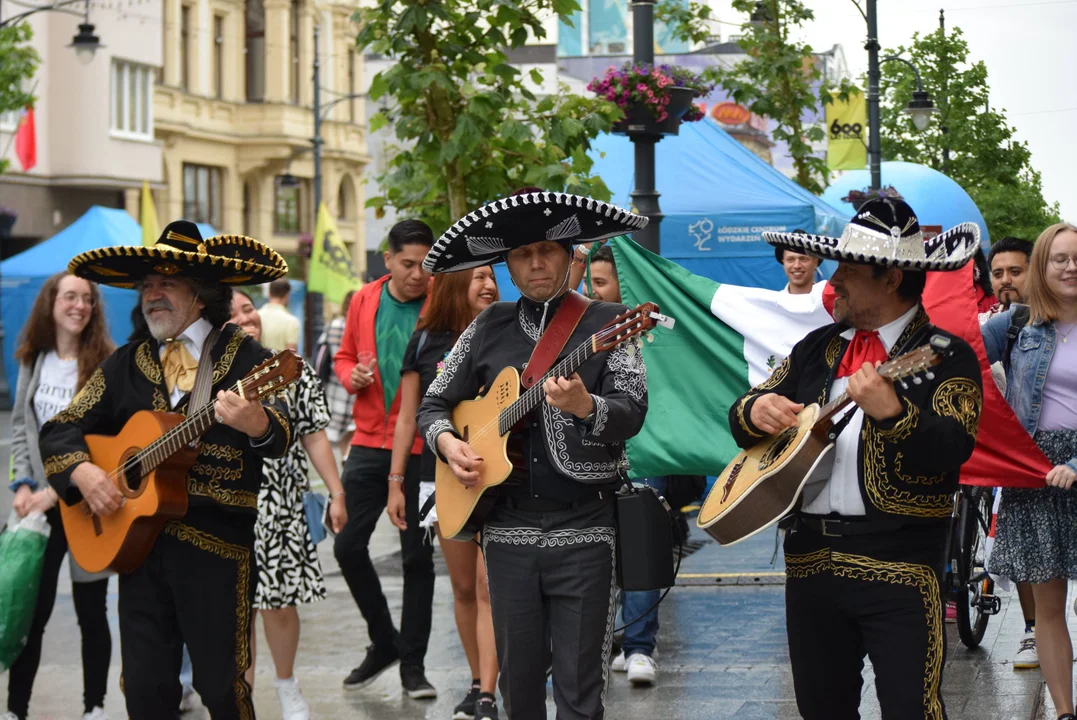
[925,371,935,380]
[646,334,655,344]
[912,376,923,385]
[899,379,909,390]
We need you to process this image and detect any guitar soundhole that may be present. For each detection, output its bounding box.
[122,459,144,492]
[758,426,798,471]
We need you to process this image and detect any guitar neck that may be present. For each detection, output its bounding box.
[497,340,596,436]
[133,403,218,475]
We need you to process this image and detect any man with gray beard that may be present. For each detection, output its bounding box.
[41,221,294,720]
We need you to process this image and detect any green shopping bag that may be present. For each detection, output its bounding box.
[0,511,50,674]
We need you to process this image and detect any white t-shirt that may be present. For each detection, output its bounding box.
[33,350,80,430]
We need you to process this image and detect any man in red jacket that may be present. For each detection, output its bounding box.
[332,220,435,697]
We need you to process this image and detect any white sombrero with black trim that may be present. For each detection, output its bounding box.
[763,197,980,272]
[422,191,648,274]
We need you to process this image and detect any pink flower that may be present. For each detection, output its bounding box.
[636,83,648,92]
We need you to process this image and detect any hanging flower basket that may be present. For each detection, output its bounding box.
[588,63,713,138]
[842,185,903,212]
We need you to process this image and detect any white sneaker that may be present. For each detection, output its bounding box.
[275,677,310,720]
[179,683,197,713]
[611,650,627,672]
[625,653,657,687]
[83,708,108,720]
[1013,631,1039,669]
[3,712,20,720]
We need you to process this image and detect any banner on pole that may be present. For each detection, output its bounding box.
[309,202,360,304]
[826,92,867,171]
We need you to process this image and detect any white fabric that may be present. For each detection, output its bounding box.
[158,317,214,407]
[33,350,79,430]
[418,480,437,528]
[802,304,920,517]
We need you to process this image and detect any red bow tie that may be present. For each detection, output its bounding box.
[836,330,889,379]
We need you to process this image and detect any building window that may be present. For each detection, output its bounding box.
[159,0,168,83]
[183,164,223,228]
[245,0,265,102]
[348,49,356,123]
[289,0,300,105]
[180,5,190,91]
[111,60,154,139]
[213,15,224,99]
[337,175,355,220]
[275,177,301,233]
[0,110,19,132]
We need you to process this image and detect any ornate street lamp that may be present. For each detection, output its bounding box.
[1,0,104,64]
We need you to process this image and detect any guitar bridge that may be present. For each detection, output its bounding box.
[721,460,744,503]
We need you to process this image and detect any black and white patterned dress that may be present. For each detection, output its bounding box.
[254,363,330,609]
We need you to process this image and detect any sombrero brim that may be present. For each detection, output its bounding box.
[763,222,980,272]
[423,192,648,273]
[69,234,288,288]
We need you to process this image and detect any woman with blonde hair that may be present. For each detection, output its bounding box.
[6,272,115,720]
[387,266,500,719]
[983,222,1077,720]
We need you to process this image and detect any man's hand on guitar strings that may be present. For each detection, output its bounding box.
[847,361,903,422]
[214,389,271,438]
[543,374,594,419]
[438,434,484,487]
[72,462,125,516]
[750,394,804,435]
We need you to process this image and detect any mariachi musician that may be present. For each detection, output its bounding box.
[40,221,292,720]
[417,189,649,720]
[729,198,984,720]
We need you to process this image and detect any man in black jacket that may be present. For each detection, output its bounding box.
[732,199,985,720]
[418,190,649,720]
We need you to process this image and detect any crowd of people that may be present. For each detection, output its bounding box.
[3,194,1075,720]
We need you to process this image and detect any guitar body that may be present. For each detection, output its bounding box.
[697,403,834,546]
[435,366,520,541]
[59,410,196,574]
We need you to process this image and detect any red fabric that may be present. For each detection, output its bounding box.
[975,285,997,314]
[14,107,36,171]
[819,268,1050,488]
[333,275,424,453]
[836,330,889,379]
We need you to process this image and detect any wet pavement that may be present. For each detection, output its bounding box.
[2,409,1072,719]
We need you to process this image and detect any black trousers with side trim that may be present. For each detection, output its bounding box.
[783,519,950,720]
[118,508,256,720]
[483,498,618,720]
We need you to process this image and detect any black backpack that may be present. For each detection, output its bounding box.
[1002,304,1031,374]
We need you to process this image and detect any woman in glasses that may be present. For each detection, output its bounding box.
[7,272,115,720]
[983,222,1077,720]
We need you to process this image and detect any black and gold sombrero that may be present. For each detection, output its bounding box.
[68,220,288,288]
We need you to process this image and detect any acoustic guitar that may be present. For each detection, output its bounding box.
[59,351,302,573]
[697,336,951,547]
[435,303,672,541]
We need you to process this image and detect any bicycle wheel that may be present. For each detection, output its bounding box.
[956,487,995,649]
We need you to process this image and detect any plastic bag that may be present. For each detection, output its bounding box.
[0,510,50,674]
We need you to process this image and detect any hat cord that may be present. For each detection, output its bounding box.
[512,264,572,334]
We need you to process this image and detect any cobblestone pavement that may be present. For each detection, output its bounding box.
[2,410,1073,719]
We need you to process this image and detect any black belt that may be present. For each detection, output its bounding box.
[502,490,611,513]
[797,514,907,537]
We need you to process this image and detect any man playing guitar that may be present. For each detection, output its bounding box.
[418,189,649,720]
[40,221,292,719]
[731,199,985,719]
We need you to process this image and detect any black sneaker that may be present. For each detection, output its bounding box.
[400,664,437,700]
[452,683,481,720]
[343,644,400,690]
[475,693,499,720]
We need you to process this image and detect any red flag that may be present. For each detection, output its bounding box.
[820,266,1050,488]
[14,107,36,171]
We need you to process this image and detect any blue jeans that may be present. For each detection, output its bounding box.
[620,477,667,658]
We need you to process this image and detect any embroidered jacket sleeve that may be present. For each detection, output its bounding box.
[728,340,806,449]
[578,339,648,444]
[416,308,488,461]
[863,337,983,481]
[241,340,292,459]
[39,358,121,504]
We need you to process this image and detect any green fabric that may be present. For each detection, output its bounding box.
[376,282,424,413]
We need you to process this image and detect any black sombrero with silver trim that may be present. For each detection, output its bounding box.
[69,220,289,288]
[422,191,648,274]
[763,197,980,272]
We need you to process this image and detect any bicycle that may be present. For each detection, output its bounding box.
[946,484,1002,648]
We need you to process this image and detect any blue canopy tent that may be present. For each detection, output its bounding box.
[821,161,991,250]
[0,206,235,388]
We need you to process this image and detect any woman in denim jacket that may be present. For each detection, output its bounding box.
[982,222,1077,720]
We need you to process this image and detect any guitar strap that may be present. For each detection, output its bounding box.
[189,328,222,414]
[520,291,590,389]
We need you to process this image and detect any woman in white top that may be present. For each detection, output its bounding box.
[6,272,115,720]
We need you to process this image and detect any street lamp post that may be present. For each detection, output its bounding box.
[629,1,662,254]
[0,0,103,62]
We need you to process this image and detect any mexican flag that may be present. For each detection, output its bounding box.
[611,236,1051,488]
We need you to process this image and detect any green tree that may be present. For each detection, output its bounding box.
[355,0,621,232]
[659,0,858,195]
[0,23,40,173]
[878,26,1059,241]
